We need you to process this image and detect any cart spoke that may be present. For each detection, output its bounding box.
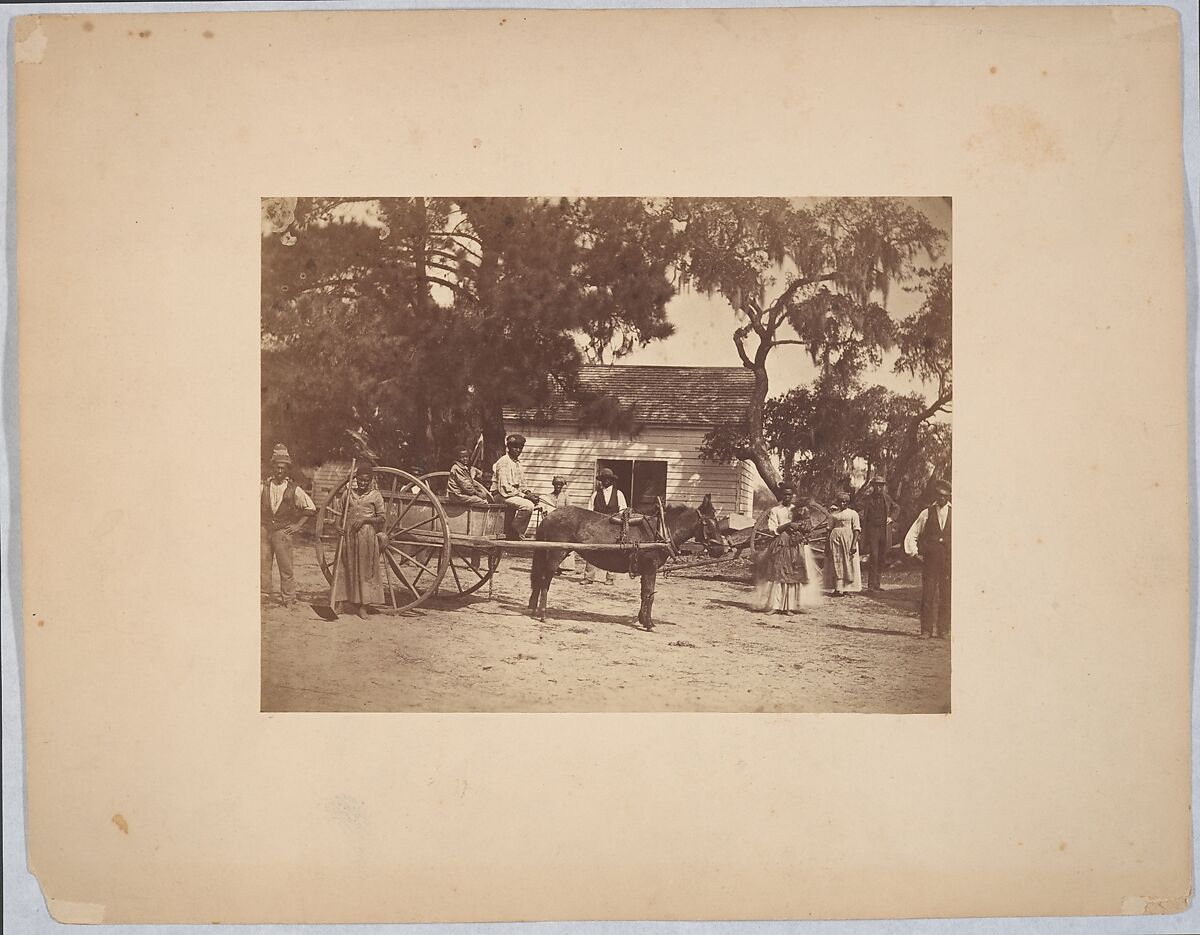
[386,491,425,534]
[384,551,421,599]
[389,517,441,541]
[447,558,464,593]
[387,544,440,581]
[457,554,487,582]
[382,552,398,609]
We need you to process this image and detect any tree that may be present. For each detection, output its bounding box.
[261,197,680,469]
[887,263,952,501]
[675,197,945,495]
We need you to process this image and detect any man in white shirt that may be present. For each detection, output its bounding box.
[261,444,317,606]
[903,478,952,639]
[493,434,540,540]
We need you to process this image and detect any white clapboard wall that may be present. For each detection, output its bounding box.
[501,421,757,519]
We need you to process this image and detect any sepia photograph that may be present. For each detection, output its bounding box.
[12,6,1192,925]
[260,196,953,713]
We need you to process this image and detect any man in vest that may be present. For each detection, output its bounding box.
[903,478,952,639]
[583,468,628,585]
[261,444,317,606]
[859,475,898,591]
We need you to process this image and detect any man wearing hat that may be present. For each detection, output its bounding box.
[583,468,628,585]
[541,475,577,575]
[493,434,540,539]
[261,444,317,606]
[859,474,897,591]
[903,478,952,639]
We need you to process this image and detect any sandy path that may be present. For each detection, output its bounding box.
[261,541,950,713]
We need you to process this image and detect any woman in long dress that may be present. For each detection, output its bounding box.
[333,464,386,618]
[755,485,822,614]
[824,491,862,596]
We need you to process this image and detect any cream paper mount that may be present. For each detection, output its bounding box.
[14,6,1192,924]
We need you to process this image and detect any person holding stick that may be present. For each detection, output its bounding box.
[261,444,316,607]
[331,462,386,619]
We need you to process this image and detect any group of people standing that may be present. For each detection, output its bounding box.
[261,436,952,640]
[756,475,952,639]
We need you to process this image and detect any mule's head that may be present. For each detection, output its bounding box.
[694,494,726,558]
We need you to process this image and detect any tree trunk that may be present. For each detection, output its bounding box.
[889,391,951,499]
[743,352,783,495]
[481,401,507,471]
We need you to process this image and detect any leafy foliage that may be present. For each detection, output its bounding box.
[261,197,679,469]
[670,197,947,495]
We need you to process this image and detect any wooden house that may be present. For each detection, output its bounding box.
[503,365,759,520]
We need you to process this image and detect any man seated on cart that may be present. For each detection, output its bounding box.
[493,434,540,539]
[447,448,494,505]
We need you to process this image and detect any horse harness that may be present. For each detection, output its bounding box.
[608,497,697,577]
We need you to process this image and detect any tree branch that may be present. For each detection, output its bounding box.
[771,272,839,313]
[733,328,754,368]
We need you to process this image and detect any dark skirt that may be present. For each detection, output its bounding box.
[766,531,809,585]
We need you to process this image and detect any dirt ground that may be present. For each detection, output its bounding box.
[261,540,950,713]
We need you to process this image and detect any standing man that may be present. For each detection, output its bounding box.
[860,475,897,591]
[447,448,493,504]
[542,475,577,575]
[261,444,316,607]
[583,468,627,585]
[493,434,540,540]
[904,478,952,639]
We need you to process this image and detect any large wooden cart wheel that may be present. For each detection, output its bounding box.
[748,514,772,555]
[315,466,452,613]
[418,471,501,598]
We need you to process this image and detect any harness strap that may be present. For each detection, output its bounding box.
[656,497,681,560]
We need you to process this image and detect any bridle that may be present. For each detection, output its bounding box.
[694,509,720,551]
[649,500,723,561]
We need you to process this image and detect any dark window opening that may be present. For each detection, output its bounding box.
[596,458,667,512]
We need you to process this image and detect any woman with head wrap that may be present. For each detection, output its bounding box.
[332,462,386,618]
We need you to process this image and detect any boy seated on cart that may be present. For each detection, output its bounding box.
[447,448,493,505]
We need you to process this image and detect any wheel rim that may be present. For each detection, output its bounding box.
[417,471,501,598]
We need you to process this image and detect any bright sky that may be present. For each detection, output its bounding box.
[621,196,952,402]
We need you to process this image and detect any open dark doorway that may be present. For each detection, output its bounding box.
[596,459,667,512]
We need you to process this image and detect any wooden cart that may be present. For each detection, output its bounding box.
[314,465,672,613]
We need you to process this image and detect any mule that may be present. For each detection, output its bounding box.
[528,497,726,630]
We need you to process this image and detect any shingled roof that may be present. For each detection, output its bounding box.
[503,365,755,427]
